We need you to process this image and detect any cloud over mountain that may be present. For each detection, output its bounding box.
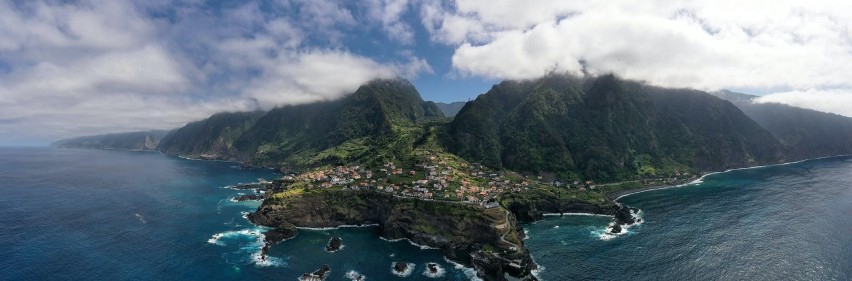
[1,0,850,145]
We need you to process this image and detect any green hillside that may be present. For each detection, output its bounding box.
[714,90,852,159]
[442,74,788,181]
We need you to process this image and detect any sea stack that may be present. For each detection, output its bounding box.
[325,236,342,252]
[427,263,439,274]
[393,262,409,274]
[299,264,330,281]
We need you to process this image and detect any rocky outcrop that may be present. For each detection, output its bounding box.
[393,262,409,274]
[299,264,330,281]
[248,190,538,280]
[264,222,297,244]
[500,188,620,222]
[325,237,342,252]
[232,194,264,201]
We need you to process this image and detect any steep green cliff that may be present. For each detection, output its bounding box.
[442,74,788,181]
[157,111,264,161]
[714,90,852,159]
[158,79,444,169]
[234,79,444,169]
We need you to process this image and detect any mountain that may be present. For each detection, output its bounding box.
[433,101,467,117]
[158,79,444,168]
[161,75,846,182]
[442,74,789,181]
[53,130,170,151]
[713,90,852,159]
[157,111,265,161]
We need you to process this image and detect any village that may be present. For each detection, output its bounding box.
[274,150,688,207]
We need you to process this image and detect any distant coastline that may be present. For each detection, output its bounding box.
[609,154,852,202]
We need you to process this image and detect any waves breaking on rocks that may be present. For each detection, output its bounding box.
[207,227,285,267]
[598,209,643,241]
[422,262,446,278]
[390,262,415,277]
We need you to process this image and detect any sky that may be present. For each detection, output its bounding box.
[1,0,851,146]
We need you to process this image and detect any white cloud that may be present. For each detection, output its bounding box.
[755,89,852,117]
[425,0,852,113]
[366,0,415,44]
[0,0,432,145]
[244,51,398,106]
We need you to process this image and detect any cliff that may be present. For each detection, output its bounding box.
[157,111,264,161]
[442,74,789,181]
[158,79,444,169]
[248,189,537,280]
[713,90,852,159]
[53,130,170,151]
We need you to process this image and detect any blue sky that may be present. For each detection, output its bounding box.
[1,0,851,145]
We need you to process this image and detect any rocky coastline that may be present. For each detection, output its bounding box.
[248,189,539,281]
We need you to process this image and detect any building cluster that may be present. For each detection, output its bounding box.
[289,151,538,205]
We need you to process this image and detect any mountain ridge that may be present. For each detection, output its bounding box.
[53,130,170,151]
[713,90,852,160]
[442,74,788,181]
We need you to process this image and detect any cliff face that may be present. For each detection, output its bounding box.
[248,190,537,280]
[53,130,170,151]
[442,74,789,181]
[714,90,852,160]
[158,79,443,169]
[157,111,264,161]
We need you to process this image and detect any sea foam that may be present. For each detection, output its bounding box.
[422,263,446,278]
[378,236,437,250]
[443,257,484,281]
[345,270,366,280]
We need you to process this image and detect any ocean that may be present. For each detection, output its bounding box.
[0,148,475,280]
[1,148,849,280]
[525,156,852,280]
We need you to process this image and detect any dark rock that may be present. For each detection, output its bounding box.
[300,264,330,281]
[325,236,342,252]
[427,263,439,273]
[233,183,263,190]
[610,223,622,234]
[263,222,298,244]
[260,242,270,261]
[233,193,264,201]
[502,191,619,223]
[613,206,639,225]
[393,262,408,273]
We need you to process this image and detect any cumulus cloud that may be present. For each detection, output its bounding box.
[366,0,415,44]
[243,51,431,107]
[0,0,431,145]
[423,0,852,115]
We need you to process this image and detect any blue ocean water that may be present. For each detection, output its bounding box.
[526,156,852,280]
[0,148,475,281]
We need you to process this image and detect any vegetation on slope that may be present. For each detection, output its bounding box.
[157,111,264,161]
[714,90,852,159]
[442,74,788,182]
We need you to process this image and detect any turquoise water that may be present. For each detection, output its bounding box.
[525,156,852,280]
[0,148,474,280]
